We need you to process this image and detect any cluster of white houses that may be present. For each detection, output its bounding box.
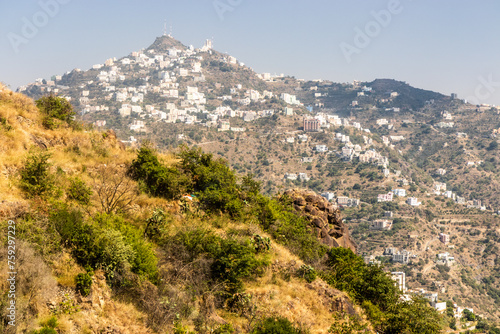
[320,192,360,207]
[377,190,421,206]
[389,272,473,316]
[23,38,304,134]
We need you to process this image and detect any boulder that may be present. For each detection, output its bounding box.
[282,188,357,253]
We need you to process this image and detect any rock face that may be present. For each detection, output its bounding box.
[284,189,357,253]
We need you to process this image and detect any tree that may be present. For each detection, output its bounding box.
[19,150,55,198]
[127,145,191,199]
[67,176,93,207]
[462,309,475,322]
[385,296,443,334]
[324,247,400,311]
[36,94,75,129]
[487,140,498,151]
[92,164,138,214]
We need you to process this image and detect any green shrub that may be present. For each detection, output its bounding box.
[0,116,12,131]
[128,145,191,199]
[32,316,59,334]
[323,247,400,311]
[213,323,235,334]
[328,313,367,333]
[52,208,96,265]
[41,115,59,130]
[251,317,304,334]
[129,145,249,217]
[384,297,443,334]
[36,94,75,129]
[252,234,271,253]
[67,177,92,206]
[145,209,167,240]
[197,186,243,218]
[42,316,58,329]
[211,237,265,292]
[321,248,443,334]
[32,328,57,334]
[75,269,93,296]
[298,264,317,283]
[94,229,135,275]
[173,322,195,334]
[462,308,475,321]
[171,228,268,294]
[53,208,157,282]
[19,150,55,198]
[94,213,158,282]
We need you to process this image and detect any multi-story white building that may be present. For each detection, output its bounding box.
[391,272,406,292]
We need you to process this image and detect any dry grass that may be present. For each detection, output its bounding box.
[0,87,139,203]
[238,241,350,334]
[51,251,84,288]
[245,271,336,333]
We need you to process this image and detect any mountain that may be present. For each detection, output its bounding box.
[15,34,500,330]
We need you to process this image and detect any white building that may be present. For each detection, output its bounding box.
[370,219,393,230]
[302,157,313,163]
[378,193,394,202]
[129,120,145,131]
[392,250,411,264]
[298,173,310,181]
[281,93,300,105]
[406,197,420,206]
[376,118,389,126]
[391,272,406,292]
[315,145,328,152]
[392,189,406,197]
[436,168,447,175]
[321,192,335,201]
[118,104,132,117]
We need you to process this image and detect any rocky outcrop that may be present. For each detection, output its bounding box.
[284,189,357,253]
[306,279,357,315]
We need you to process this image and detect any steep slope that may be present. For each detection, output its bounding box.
[0,86,372,333]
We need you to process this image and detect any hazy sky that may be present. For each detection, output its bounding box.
[1,0,500,105]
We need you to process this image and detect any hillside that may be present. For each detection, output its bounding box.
[0,86,455,334]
